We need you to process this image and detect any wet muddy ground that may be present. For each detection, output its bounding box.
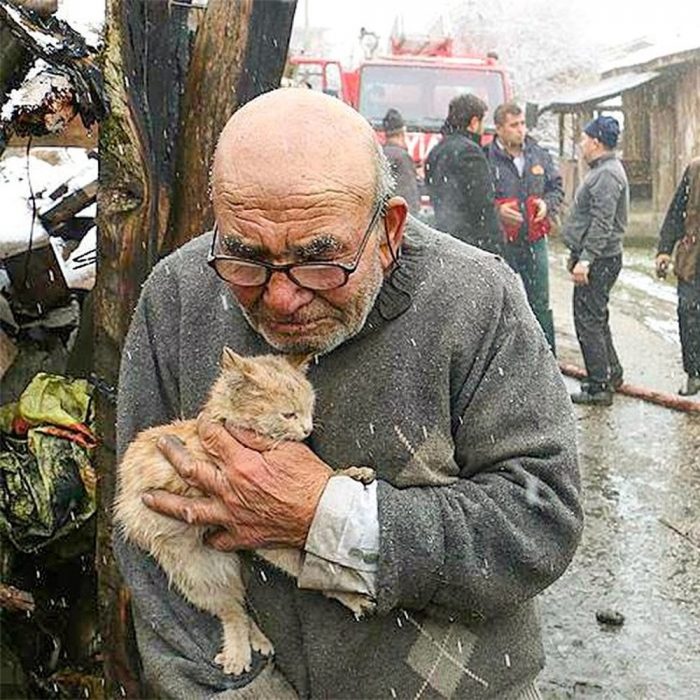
[538,244,700,698]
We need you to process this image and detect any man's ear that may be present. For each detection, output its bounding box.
[379,196,408,270]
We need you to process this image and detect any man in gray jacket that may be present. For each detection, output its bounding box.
[115,89,582,699]
[563,116,629,406]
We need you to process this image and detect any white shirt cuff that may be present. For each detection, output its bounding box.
[298,476,379,596]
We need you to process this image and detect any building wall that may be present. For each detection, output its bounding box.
[673,61,700,183]
[650,62,700,214]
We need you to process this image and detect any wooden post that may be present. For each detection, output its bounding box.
[94,0,156,693]
[94,1,296,694]
[164,0,297,254]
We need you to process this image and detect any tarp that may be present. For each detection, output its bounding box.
[0,373,96,552]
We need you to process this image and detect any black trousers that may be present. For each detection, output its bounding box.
[573,255,623,390]
[678,280,700,377]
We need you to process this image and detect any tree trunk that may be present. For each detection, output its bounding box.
[94,0,156,692]
[164,0,297,254]
[94,1,296,695]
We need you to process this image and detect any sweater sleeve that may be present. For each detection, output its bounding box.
[375,269,582,620]
[579,170,625,263]
[657,167,690,255]
[113,263,293,698]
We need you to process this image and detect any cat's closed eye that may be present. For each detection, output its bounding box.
[282,412,297,420]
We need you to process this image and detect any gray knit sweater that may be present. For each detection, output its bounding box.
[114,218,582,699]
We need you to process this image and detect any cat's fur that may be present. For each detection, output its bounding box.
[114,349,375,675]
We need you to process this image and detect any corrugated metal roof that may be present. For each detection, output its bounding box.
[541,71,660,113]
[602,35,700,75]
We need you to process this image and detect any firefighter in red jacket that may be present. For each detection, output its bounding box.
[485,102,564,353]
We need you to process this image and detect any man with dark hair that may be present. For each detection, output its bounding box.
[381,108,420,215]
[563,115,629,406]
[655,157,700,396]
[424,93,502,254]
[485,102,563,352]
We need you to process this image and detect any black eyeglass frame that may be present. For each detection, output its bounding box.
[207,198,388,291]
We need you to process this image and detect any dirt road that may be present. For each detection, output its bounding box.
[539,245,700,698]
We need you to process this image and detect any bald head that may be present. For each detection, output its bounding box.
[212,89,382,211]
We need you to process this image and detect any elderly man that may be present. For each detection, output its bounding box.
[115,89,582,699]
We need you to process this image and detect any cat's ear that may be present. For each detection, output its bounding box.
[286,353,314,373]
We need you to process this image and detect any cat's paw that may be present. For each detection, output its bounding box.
[337,466,376,485]
[249,621,274,657]
[327,591,376,619]
[214,643,252,676]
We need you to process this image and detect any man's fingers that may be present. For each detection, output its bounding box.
[205,529,240,551]
[196,415,256,462]
[142,490,230,525]
[225,424,277,452]
[156,435,195,477]
[157,434,225,493]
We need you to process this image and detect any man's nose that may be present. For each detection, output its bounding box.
[263,271,314,316]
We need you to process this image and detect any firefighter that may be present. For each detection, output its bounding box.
[485,102,564,353]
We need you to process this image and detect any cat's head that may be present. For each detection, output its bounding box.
[206,348,315,442]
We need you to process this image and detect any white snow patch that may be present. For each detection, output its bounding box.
[55,0,105,48]
[0,59,67,122]
[0,148,97,259]
[619,268,678,305]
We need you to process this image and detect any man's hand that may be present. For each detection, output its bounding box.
[498,201,524,226]
[143,418,333,550]
[570,261,590,286]
[533,198,547,222]
[655,253,671,279]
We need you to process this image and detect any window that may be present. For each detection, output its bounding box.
[358,64,506,130]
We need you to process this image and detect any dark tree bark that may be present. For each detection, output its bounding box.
[164,0,297,253]
[94,1,296,695]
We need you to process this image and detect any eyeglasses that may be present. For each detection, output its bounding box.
[208,198,386,291]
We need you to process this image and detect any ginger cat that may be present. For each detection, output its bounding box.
[114,349,375,675]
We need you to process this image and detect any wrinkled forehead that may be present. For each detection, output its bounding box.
[211,115,377,212]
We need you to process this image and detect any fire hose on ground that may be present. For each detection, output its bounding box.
[559,363,700,414]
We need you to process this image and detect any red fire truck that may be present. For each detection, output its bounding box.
[287,35,511,164]
[351,36,511,161]
[286,36,511,214]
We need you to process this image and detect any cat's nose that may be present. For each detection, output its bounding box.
[303,421,313,437]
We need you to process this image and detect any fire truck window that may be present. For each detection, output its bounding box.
[325,63,342,97]
[358,65,505,130]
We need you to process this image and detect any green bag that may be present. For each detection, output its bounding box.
[0,373,96,553]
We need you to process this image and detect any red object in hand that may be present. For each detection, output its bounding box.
[524,195,551,242]
[496,196,550,243]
